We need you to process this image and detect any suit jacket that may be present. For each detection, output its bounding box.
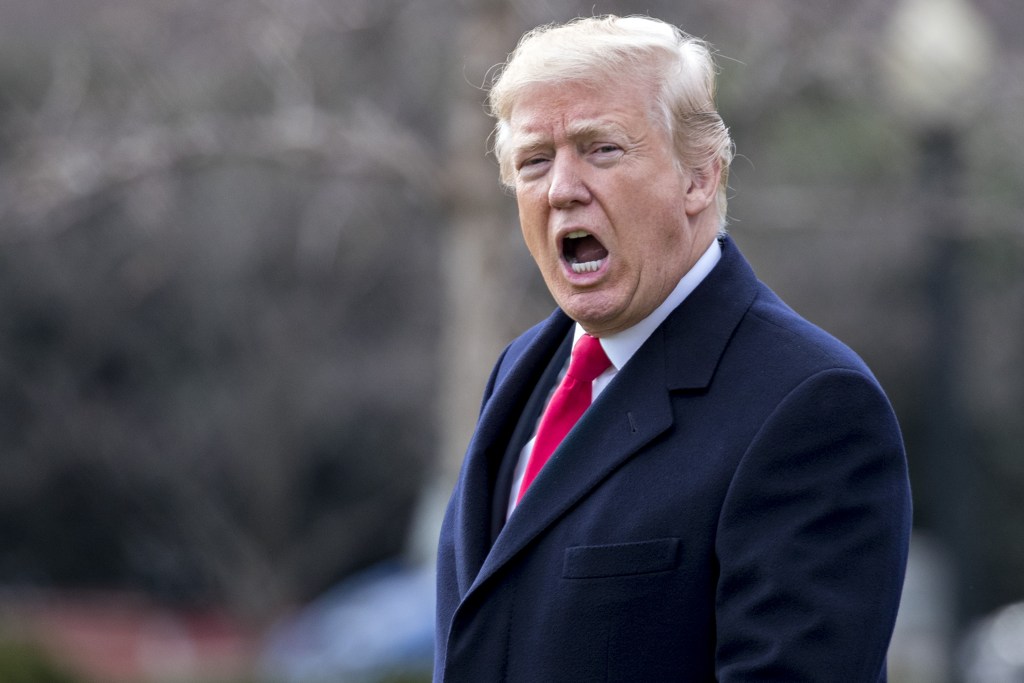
[435,236,912,682]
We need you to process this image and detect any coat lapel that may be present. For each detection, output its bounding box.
[489,331,574,542]
[470,328,677,594]
[450,310,572,597]
[460,237,760,601]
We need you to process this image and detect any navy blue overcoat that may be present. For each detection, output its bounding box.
[435,236,912,682]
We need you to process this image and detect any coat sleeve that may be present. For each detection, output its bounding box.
[714,368,912,682]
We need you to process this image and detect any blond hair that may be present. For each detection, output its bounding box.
[488,15,734,226]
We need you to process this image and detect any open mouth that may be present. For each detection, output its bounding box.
[562,230,609,274]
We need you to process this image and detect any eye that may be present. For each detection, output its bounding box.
[516,155,550,179]
[588,142,623,165]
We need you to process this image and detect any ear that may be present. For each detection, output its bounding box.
[683,159,721,217]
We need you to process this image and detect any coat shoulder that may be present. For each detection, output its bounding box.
[739,282,876,381]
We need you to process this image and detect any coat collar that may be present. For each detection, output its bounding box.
[662,235,760,390]
[455,235,759,600]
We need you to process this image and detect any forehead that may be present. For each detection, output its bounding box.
[507,79,657,145]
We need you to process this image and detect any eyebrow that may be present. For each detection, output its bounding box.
[565,119,631,142]
[509,133,549,159]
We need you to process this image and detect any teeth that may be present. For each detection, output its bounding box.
[566,230,590,239]
[571,260,602,274]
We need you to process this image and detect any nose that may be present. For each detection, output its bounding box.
[547,154,591,209]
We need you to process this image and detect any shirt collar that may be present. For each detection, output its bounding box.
[573,237,722,371]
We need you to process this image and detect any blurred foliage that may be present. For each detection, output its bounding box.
[0,0,447,617]
[0,641,84,683]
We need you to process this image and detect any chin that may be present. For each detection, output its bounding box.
[560,300,621,334]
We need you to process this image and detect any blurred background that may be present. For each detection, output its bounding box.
[0,0,1021,681]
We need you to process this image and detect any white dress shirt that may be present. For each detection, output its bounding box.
[507,238,722,516]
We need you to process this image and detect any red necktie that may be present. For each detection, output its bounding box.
[516,334,611,503]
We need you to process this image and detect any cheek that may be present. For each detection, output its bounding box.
[627,212,685,266]
[517,197,551,258]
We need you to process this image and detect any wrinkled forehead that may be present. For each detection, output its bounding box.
[504,76,663,138]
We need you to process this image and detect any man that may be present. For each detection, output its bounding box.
[435,15,911,682]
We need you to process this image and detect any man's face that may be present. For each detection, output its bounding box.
[507,78,717,337]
